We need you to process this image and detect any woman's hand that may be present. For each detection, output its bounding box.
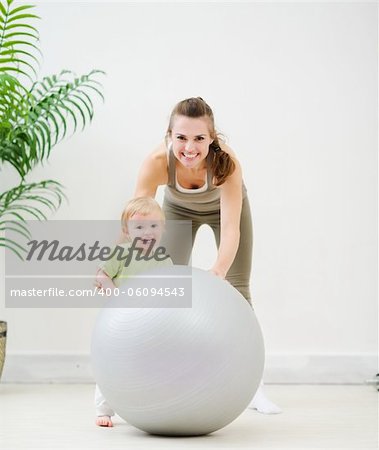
[209,266,227,280]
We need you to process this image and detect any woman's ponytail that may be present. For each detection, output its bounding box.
[210,141,236,186]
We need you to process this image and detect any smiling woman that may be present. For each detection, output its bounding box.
[134,97,282,415]
[135,97,245,284]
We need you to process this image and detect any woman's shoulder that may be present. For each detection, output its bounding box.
[216,142,243,187]
[136,141,169,191]
[219,141,237,159]
[146,141,169,167]
[151,140,167,155]
[218,142,241,172]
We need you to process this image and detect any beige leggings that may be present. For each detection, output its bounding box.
[162,196,253,304]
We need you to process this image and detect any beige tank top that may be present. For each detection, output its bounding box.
[164,147,247,212]
[165,149,220,212]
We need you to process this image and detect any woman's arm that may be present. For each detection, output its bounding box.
[210,153,243,279]
[134,143,169,197]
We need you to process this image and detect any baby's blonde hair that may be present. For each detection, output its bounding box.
[121,197,165,226]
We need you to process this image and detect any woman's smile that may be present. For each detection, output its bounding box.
[181,151,200,163]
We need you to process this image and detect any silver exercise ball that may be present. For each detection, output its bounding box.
[91,265,264,436]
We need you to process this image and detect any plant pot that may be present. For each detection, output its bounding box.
[0,321,7,381]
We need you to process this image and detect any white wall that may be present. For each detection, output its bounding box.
[0,2,377,382]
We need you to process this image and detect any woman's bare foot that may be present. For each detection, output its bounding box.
[96,415,113,427]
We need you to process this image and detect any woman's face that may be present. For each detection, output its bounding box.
[170,115,214,169]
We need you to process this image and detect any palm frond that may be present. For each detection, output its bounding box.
[27,69,104,151]
[0,73,33,176]
[0,0,105,261]
[0,0,40,82]
[0,179,66,259]
[0,70,105,178]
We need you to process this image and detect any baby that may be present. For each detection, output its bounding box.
[94,196,173,427]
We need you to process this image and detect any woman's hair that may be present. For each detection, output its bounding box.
[166,97,235,186]
[121,196,165,225]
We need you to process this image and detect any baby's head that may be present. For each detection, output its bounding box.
[121,197,165,252]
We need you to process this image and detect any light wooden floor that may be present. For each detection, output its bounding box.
[0,384,377,449]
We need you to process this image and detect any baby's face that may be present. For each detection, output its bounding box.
[126,212,165,253]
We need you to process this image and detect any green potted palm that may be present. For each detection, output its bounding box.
[0,0,104,379]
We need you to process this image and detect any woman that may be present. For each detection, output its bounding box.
[134,97,281,414]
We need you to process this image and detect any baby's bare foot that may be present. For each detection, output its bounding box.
[96,415,113,427]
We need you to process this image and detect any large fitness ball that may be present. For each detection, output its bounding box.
[91,265,264,436]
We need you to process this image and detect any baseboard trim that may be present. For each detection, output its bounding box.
[1,354,93,384]
[1,353,377,384]
[264,353,378,384]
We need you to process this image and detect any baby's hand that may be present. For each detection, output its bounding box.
[94,269,116,296]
